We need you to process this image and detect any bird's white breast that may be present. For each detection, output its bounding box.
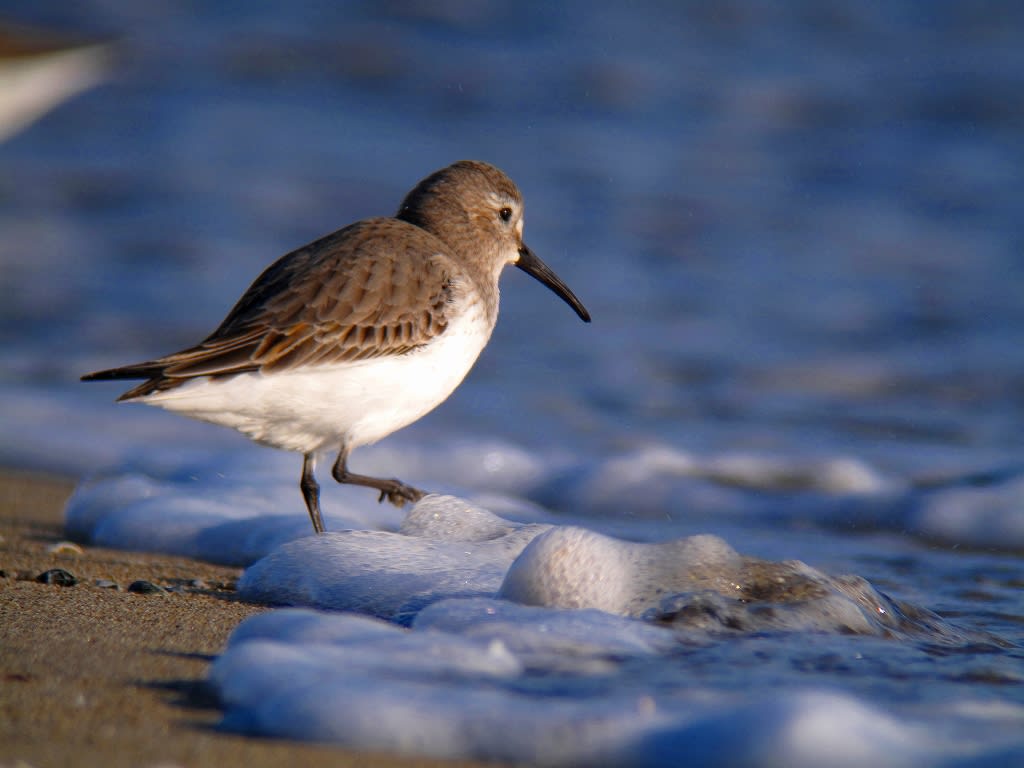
[136,307,493,454]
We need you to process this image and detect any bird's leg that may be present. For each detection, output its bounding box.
[331,445,426,508]
[300,452,326,534]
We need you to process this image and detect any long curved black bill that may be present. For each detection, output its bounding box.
[515,245,591,323]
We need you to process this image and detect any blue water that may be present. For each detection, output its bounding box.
[2,2,1023,765]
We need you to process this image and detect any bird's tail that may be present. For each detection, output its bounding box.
[81,363,167,401]
[81,363,161,382]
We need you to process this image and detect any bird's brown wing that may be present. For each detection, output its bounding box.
[82,218,460,399]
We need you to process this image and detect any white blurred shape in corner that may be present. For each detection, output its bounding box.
[0,22,110,142]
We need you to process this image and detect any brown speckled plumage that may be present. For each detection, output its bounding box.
[97,218,463,399]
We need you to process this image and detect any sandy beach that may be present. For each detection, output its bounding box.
[0,469,492,768]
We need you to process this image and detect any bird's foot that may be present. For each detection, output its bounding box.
[377,481,427,508]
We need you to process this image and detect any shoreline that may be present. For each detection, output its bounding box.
[0,468,491,768]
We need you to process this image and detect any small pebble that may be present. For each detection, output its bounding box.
[36,568,78,587]
[46,541,84,555]
[127,579,167,595]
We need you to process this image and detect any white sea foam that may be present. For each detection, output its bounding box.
[56,458,1023,764]
[912,476,1024,549]
[210,605,1024,766]
[56,431,1024,575]
[194,492,1021,765]
[238,497,549,620]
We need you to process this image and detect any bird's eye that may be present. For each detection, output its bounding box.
[499,207,513,222]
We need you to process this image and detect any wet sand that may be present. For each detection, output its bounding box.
[0,469,491,768]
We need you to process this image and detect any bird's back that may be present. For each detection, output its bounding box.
[82,217,473,400]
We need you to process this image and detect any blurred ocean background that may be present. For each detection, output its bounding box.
[2,2,1023,765]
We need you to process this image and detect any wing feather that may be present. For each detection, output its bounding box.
[84,218,462,399]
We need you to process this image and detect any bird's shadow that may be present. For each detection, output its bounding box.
[136,650,226,733]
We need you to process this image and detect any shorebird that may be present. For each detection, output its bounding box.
[0,23,109,143]
[82,160,591,533]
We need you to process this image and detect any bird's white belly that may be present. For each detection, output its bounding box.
[138,313,492,453]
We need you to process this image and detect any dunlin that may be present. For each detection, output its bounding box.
[83,160,591,534]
